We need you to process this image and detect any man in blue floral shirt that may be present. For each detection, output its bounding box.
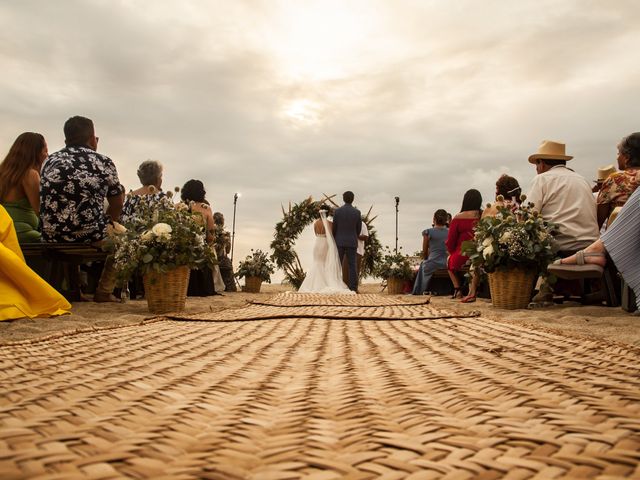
[40,116,125,301]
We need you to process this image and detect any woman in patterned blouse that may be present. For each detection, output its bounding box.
[120,160,166,225]
[596,132,640,228]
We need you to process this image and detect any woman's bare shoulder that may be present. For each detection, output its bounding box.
[313,219,325,233]
[455,211,480,220]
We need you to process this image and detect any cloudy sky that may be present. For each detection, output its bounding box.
[1,0,639,281]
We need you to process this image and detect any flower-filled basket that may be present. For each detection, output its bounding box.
[376,247,414,294]
[462,198,556,309]
[236,249,275,293]
[107,193,215,313]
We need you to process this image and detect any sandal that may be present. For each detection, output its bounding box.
[547,250,605,279]
[460,294,476,303]
[451,288,462,299]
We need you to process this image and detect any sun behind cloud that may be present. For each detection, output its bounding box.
[281,99,324,128]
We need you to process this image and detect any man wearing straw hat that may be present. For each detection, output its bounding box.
[526,140,599,255]
[592,165,617,194]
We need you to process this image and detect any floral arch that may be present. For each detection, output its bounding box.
[270,194,382,289]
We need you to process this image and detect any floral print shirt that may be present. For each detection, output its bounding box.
[597,169,640,207]
[121,191,167,225]
[40,146,124,243]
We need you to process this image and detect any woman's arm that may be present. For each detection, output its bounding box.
[23,169,41,213]
[596,177,615,229]
[445,220,458,254]
[597,203,612,229]
[204,209,216,244]
[192,203,216,243]
[422,232,430,259]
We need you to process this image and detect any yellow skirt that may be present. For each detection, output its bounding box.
[0,206,71,321]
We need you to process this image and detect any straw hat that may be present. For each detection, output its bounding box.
[528,140,573,164]
[595,164,617,183]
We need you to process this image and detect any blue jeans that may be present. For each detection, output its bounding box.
[338,246,358,292]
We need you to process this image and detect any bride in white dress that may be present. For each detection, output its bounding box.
[298,207,354,294]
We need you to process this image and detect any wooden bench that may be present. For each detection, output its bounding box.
[409,255,468,296]
[21,242,109,301]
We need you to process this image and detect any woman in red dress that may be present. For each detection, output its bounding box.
[446,189,482,298]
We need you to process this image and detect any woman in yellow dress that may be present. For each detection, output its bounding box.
[0,205,71,320]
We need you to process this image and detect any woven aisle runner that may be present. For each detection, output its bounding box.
[1,293,639,479]
[169,294,479,322]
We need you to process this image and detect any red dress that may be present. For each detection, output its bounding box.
[446,217,478,271]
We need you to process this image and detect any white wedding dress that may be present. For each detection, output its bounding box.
[298,211,354,294]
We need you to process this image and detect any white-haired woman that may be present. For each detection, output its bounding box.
[120,160,166,224]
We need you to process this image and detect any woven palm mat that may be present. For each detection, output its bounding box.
[169,294,470,322]
[251,293,433,307]
[1,301,640,478]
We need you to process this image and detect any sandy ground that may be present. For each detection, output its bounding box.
[1,283,638,346]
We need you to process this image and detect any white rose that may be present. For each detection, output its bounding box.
[152,223,172,236]
[141,230,154,242]
[483,244,495,259]
[499,231,512,244]
[482,237,493,248]
[112,221,127,234]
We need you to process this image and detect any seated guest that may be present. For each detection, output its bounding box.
[526,140,599,255]
[121,159,166,224]
[549,184,640,312]
[447,189,482,299]
[461,175,522,303]
[40,116,125,302]
[0,132,48,243]
[412,208,449,295]
[213,212,237,292]
[527,140,600,303]
[592,165,617,195]
[596,132,640,228]
[181,179,217,296]
[0,205,71,320]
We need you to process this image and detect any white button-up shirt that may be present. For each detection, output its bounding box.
[526,165,599,252]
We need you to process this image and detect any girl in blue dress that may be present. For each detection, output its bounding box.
[412,209,449,295]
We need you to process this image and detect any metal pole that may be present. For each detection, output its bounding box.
[230,192,238,265]
[394,196,400,253]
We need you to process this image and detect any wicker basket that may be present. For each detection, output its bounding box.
[243,276,263,293]
[488,267,537,309]
[386,277,405,295]
[143,266,190,314]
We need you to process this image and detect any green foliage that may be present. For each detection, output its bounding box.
[360,207,382,280]
[270,197,319,288]
[461,200,556,274]
[106,193,216,282]
[236,249,275,283]
[375,247,414,281]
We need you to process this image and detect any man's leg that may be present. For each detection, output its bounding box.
[337,246,350,288]
[90,239,118,302]
[94,255,118,302]
[341,256,349,285]
[346,247,358,292]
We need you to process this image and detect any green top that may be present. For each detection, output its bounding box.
[1,197,41,243]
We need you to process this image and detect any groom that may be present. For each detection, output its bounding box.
[333,191,362,292]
